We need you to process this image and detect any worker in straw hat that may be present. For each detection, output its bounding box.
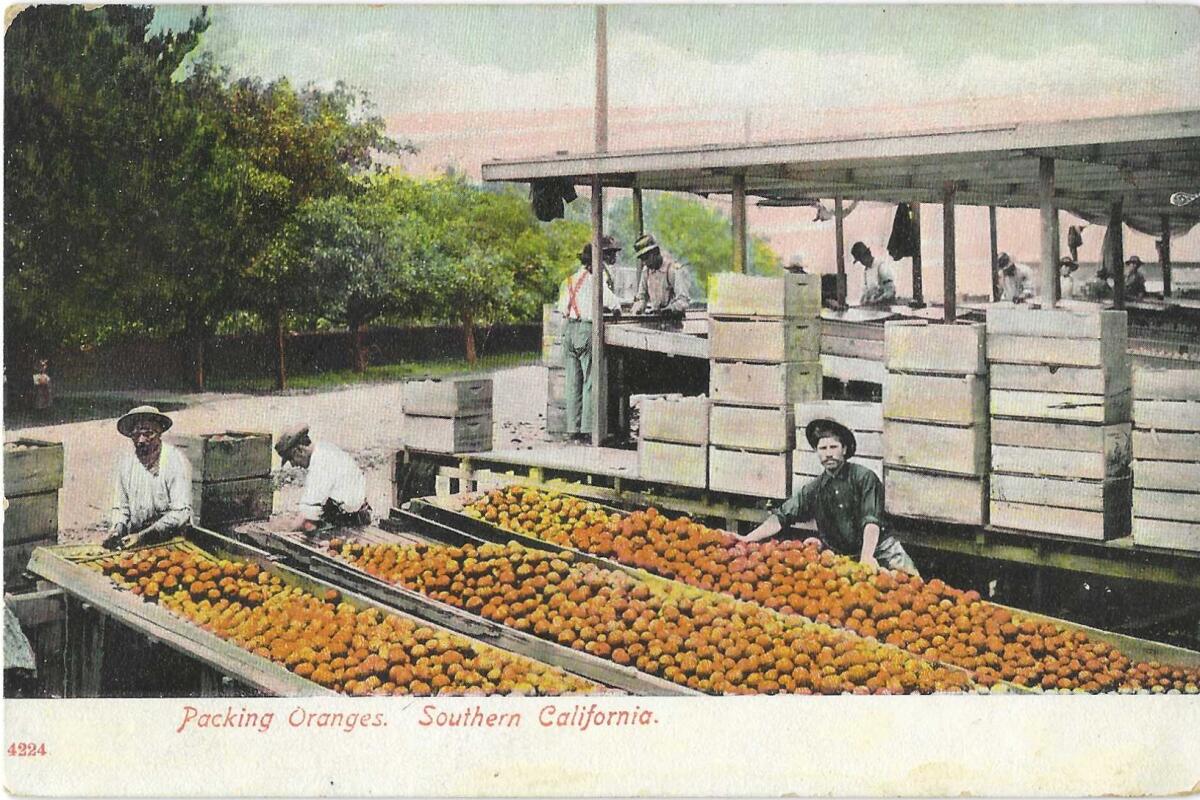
[275,424,370,533]
[104,406,193,549]
[631,233,690,318]
[737,418,919,575]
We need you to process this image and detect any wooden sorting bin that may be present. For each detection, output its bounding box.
[639,396,710,445]
[402,377,493,417]
[883,373,987,426]
[4,438,64,589]
[708,447,791,499]
[1131,367,1200,551]
[638,440,707,489]
[884,320,986,376]
[885,467,987,527]
[883,420,987,476]
[708,272,820,318]
[172,432,273,528]
[709,404,794,453]
[402,414,493,453]
[708,317,820,363]
[402,377,494,454]
[4,438,64,498]
[710,361,822,407]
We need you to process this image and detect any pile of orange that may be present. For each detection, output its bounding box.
[96,546,594,697]
[330,539,974,695]
[465,487,1200,694]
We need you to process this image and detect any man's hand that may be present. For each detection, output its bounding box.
[103,523,129,550]
[860,554,879,571]
[737,516,782,543]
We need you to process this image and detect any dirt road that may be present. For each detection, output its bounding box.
[8,365,552,543]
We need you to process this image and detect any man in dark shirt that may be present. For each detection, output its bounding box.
[1124,256,1147,301]
[737,419,919,575]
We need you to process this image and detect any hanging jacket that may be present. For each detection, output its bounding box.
[530,178,578,222]
[887,203,918,260]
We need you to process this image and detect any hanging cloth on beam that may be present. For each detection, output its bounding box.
[530,178,578,222]
[1066,208,1197,239]
[1068,225,1084,262]
[887,203,918,260]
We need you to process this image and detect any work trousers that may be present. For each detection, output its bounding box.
[563,318,594,434]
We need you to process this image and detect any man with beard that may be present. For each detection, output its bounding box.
[736,418,918,575]
[104,406,193,549]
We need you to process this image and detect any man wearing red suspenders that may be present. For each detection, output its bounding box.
[557,235,622,442]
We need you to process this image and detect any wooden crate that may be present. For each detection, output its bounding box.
[1132,518,1200,552]
[986,335,1127,370]
[796,430,883,459]
[4,439,64,499]
[990,389,1132,425]
[883,373,987,426]
[792,450,882,481]
[708,317,820,363]
[1131,429,1200,462]
[991,501,1129,541]
[403,378,493,417]
[820,336,885,361]
[171,432,272,482]
[709,405,794,453]
[192,477,274,528]
[708,271,820,318]
[547,367,566,403]
[991,473,1131,515]
[1133,459,1200,492]
[986,306,1127,340]
[639,396,710,445]
[992,419,1131,456]
[543,336,564,366]
[884,467,987,526]
[403,413,493,453]
[638,441,707,489]
[989,363,1130,397]
[545,402,567,436]
[708,447,791,498]
[710,361,822,407]
[1133,489,1200,524]
[884,320,986,376]
[4,490,59,546]
[794,400,883,433]
[1134,367,1200,402]
[4,535,57,589]
[883,420,987,476]
[991,441,1130,481]
[1134,399,1200,433]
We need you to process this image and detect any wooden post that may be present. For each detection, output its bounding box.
[1110,198,1125,310]
[834,196,847,308]
[591,176,607,446]
[632,187,645,293]
[732,173,747,274]
[988,205,1001,301]
[942,184,956,322]
[910,203,924,307]
[1161,215,1172,298]
[1039,157,1061,306]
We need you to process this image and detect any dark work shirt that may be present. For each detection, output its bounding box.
[773,461,888,556]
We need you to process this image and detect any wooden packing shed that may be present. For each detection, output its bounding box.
[484,110,1200,441]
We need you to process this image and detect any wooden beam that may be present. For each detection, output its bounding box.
[910,203,924,307]
[1161,215,1172,298]
[1110,198,1125,310]
[1039,157,1061,306]
[942,184,957,322]
[590,176,607,445]
[989,205,1001,301]
[731,173,747,274]
[834,196,847,307]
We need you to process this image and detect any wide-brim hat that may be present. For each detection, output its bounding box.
[116,405,173,437]
[805,418,857,459]
[1125,255,1144,267]
[275,424,311,463]
[578,235,622,262]
[634,234,660,258]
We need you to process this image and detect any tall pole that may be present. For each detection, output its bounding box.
[632,187,645,294]
[1110,198,1125,310]
[988,205,1001,301]
[590,5,608,445]
[942,184,957,323]
[1161,215,1172,299]
[834,196,847,308]
[1039,157,1060,306]
[594,5,607,153]
[732,173,747,273]
[910,203,924,307]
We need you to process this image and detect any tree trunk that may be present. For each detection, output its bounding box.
[350,318,367,373]
[186,317,206,392]
[272,306,287,391]
[462,313,477,365]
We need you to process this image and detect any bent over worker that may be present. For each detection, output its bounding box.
[851,242,897,307]
[737,418,918,575]
[631,234,690,317]
[998,253,1035,303]
[558,236,622,442]
[276,424,370,533]
[104,405,193,549]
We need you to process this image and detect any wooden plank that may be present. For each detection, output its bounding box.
[708,272,821,318]
[1132,429,1200,462]
[709,405,794,453]
[709,361,822,407]
[1133,367,1200,401]
[797,430,884,459]
[708,448,791,498]
[990,501,1127,541]
[1134,399,1200,432]
[991,419,1131,454]
[986,334,1124,369]
[639,396,709,445]
[883,373,987,426]
[884,467,987,526]
[821,315,887,340]
[883,420,987,476]
[709,317,820,362]
[1134,489,1200,523]
[794,400,884,433]
[170,432,272,482]
[989,363,1129,396]
[793,451,882,481]
[990,473,1131,513]
[402,413,493,453]
[637,441,707,489]
[1132,517,1200,552]
[3,490,58,545]
[820,335,885,361]
[991,443,1130,481]
[985,305,1127,340]
[1134,459,1200,492]
[820,354,887,385]
[402,378,493,417]
[884,320,986,376]
[990,388,1132,425]
[547,367,566,403]
[192,477,273,528]
[3,439,64,497]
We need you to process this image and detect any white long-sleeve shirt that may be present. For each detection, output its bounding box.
[864,258,897,291]
[298,441,367,522]
[1003,263,1036,301]
[556,266,620,322]
[111,443,193,533]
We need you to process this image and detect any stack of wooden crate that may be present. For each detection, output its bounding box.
[543,304,567,437]
[637,396,710,488]
[402,377,494,453]
[792,400,884,483]
[1132,368,1200,551]
[986,306,1132,540]
[707,272,822,499]
[4,438,63,589]
[882,321,989,526]
[172,432,274,528]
